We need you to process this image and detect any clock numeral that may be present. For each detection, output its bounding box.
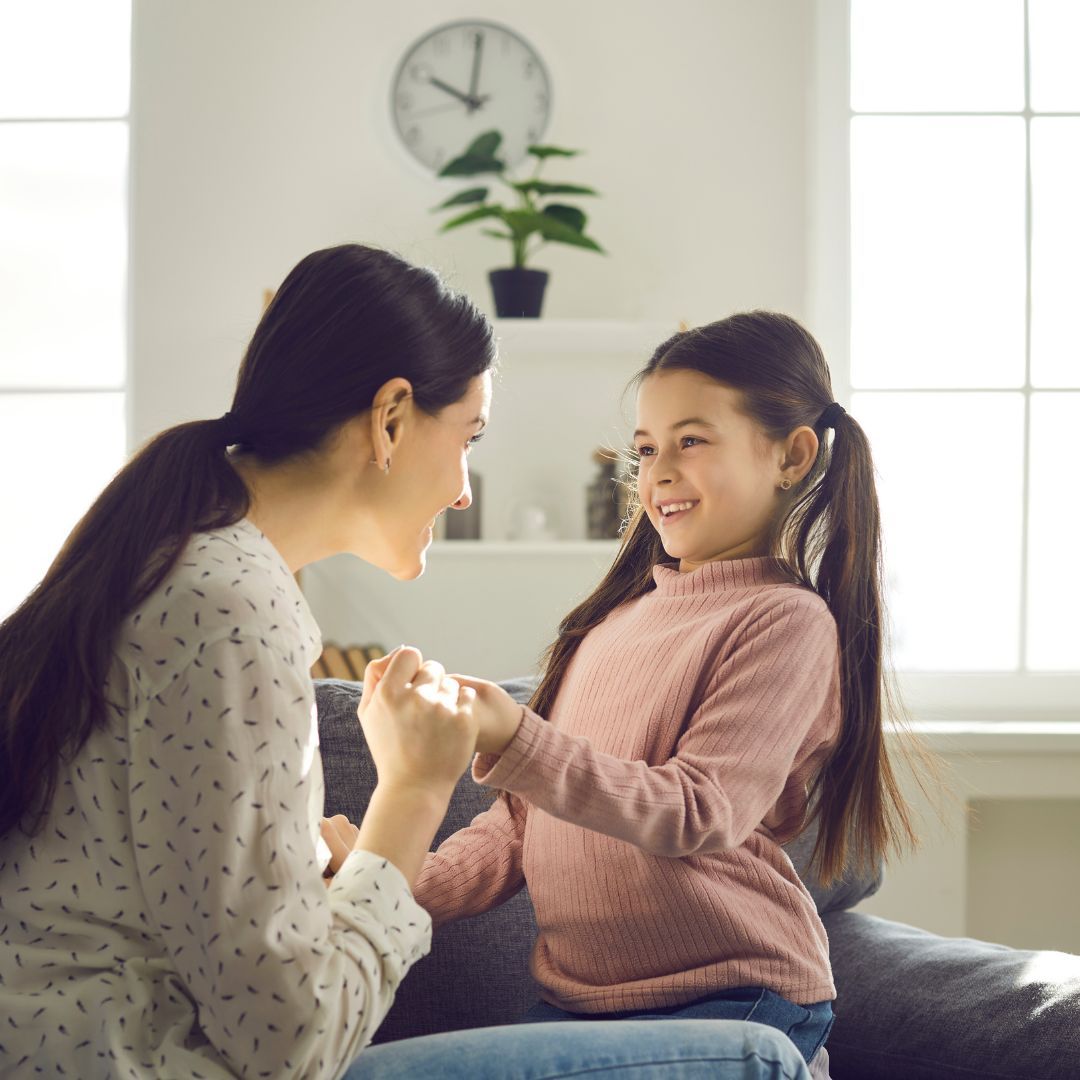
[432,148,446,170]
[433,36,449,56]
[405,126,421,145]
[536,92,548,111]
[397,92,413,112]
[524,60,535,78]
[527,128,539,142]
[409,63,430,84]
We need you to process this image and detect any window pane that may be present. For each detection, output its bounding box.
[854,391,1024,670]
[1028,393,1080,670]
[851,117,1026,389]
[0,0,131,118]
[851,0,1024,112]
[1031,119,1080,388]
[0,122,127,388]
[1029,0,1080,111]
[0,392,126,619]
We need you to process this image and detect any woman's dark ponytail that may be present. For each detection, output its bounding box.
[0,244,494,838]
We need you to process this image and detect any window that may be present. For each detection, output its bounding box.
[817,1,1079,708]
[0,1,131,618]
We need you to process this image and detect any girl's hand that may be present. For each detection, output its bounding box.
[357,647,478,797]
[319,814,360,886]
[447,675,523,756]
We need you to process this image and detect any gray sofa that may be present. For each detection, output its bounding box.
[316,678,1080,1079]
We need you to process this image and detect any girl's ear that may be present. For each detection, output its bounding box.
[369,377,414,467]
[781,426,820,485]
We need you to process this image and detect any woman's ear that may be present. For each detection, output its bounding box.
[369,377,414,469]
[781,426,820,485]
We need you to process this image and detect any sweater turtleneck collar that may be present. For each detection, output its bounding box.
[651,556,793,597]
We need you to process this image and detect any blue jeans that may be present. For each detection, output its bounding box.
[343,1018,811,1079]
[520,987,834,1067]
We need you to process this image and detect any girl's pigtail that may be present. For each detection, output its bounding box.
[791,412,922,884]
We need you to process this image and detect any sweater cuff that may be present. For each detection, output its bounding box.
[472,705,546,790]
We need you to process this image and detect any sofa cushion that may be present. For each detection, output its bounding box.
[823,909,1080,1079]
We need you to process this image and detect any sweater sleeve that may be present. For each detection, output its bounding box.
[411,792,528,928]
[473,591,840,858]
[128,631,431,1079]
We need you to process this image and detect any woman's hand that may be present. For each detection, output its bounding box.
[357,647,478,798]
[447,675,523,756]
[319,814,360,886]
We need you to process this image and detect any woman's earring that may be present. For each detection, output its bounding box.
[369,457,391,475]
[779,478,793,491]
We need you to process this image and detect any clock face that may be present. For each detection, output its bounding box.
[391,21,552,173]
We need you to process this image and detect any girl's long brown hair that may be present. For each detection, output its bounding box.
[0,243,495,839]
[529,311,928,885]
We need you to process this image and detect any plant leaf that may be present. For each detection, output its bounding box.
[513,181,598,197]
[438,154,504,177]
[439,205,502,232]
[542,204,587,232]
[501,209,547,242]
[467,131,504,158]
[481,229,514,240]
[537,212,604,253]
[527,145,581,159]
[438,131,506,176]
[433,187,490,211]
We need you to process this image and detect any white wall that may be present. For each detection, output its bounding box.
[130,0,813,442]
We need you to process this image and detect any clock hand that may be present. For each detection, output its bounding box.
[468,32,485,109]
[429,76,476,108]
[412,96,490,119]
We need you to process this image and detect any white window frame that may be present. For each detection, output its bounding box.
[810,0,1080,720]
[0,20,134,600]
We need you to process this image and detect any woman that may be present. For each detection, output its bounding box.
[0,244,811,1079]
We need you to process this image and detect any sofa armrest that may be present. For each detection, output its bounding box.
[822,909,1080,1079]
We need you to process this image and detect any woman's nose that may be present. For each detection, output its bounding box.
[451,472,473,510]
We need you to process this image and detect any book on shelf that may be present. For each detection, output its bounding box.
[310,642,387,681]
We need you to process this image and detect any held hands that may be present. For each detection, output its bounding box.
[443,674,523,756]
[357,647,478,798]
[360,648,525,759]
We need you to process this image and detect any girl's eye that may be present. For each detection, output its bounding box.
[633,445,655,458]
[466,432,486,451]
[681,436,703,448]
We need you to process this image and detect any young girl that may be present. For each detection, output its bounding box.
[411,311,919,1076]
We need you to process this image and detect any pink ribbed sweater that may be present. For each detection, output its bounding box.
[413,556,842,1010]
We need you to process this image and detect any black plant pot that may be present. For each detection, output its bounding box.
[489,268,549,318]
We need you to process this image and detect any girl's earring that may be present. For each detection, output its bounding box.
[369,457,391,475]
[779,477,792,491]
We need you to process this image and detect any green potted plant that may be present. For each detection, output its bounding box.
[433,130,605,318]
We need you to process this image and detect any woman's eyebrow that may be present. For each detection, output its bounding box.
[633,417,718,438]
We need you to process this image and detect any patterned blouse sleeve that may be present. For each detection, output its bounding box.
[127,629,431,1079]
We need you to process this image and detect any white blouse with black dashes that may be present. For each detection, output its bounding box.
[0,519,431,1079]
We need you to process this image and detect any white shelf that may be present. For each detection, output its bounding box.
[430,540,620,556]
[491,318,679,355]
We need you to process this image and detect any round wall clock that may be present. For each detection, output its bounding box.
[390,20,552,173]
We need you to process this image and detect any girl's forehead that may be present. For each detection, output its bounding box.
[636,370,742,418]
